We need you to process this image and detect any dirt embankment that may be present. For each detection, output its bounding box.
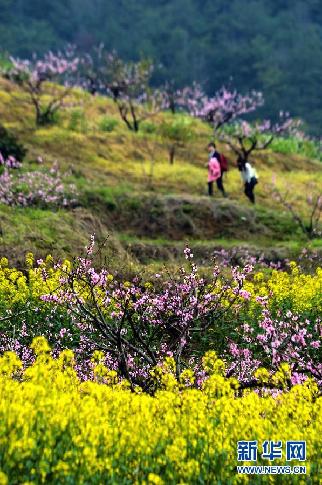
[88,193,299,242]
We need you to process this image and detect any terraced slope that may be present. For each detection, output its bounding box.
[0,78,321,268]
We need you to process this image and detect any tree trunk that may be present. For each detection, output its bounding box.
[169,145,175,164]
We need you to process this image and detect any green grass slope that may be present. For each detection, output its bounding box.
[0,78,321,268]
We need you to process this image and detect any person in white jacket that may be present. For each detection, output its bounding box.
[237,156,258,204]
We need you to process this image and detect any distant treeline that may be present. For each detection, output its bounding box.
[1,0,322,134]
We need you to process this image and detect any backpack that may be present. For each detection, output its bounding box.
[219,153,229,172]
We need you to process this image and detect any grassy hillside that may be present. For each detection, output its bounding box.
[0,78,321,269]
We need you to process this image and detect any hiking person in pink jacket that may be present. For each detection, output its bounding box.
[206,142,227,197]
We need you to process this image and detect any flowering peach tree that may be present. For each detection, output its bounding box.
[218,115,303,163]
[40,238,251,386]
[5,48,79,125]
[178,83,264,131]
[104,52,167,132]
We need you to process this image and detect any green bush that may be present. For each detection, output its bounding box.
[222,123,322,161]
[0,52,12,71]
[98,116,118,132]
[0,124,27,161]
[68,109,88,133]
[159,116,194,143]
[262,134,322,161]
[140,121,157,134]
[159,116,195,163]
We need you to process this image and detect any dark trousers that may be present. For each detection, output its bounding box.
[208,176,226,196]
[244,177,257,204]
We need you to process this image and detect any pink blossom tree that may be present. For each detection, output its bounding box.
[104,52,167,132]
[41,238,251,386]
[218,115,303,163]
[161,80,182,115]
[77,43,107,95]
[5,48,79,126]
[78,50,176,123]
[178,83,264,131]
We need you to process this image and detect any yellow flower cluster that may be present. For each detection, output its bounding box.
[0,255,60,305]
[246,264,322,313]
[0,340,321,484]
[1,255,321,315]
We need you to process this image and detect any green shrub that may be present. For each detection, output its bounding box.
[68,109,88,133]
[0,124,27,161]
[159,116,195,163]
[98,116,118,132]
[0,52,12,71]
[140,121,157,134]
[262,135,322,161]
[159,117,194,143]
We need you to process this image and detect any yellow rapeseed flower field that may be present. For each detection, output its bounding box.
[0,339,321,484]
[0,255,321,313]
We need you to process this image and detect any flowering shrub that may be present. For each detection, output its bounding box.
[213,246,322,273]
[0,242,321,392]
[0,339,320,484]
[40,240,255,385]
[227,307,322,386]
[0,152,21,169]
[223,264,322,385]
[0,162,77,208]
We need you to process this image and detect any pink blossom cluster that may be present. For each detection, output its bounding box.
[0,162,77,208]
[227,304,322,387]
[0,152,21,169]
[8,49,79,86]
[230,113,302,140]
[177,83,264,130]
[0,306,111,381]
[4,48,80,125]
[212,248,287,270]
